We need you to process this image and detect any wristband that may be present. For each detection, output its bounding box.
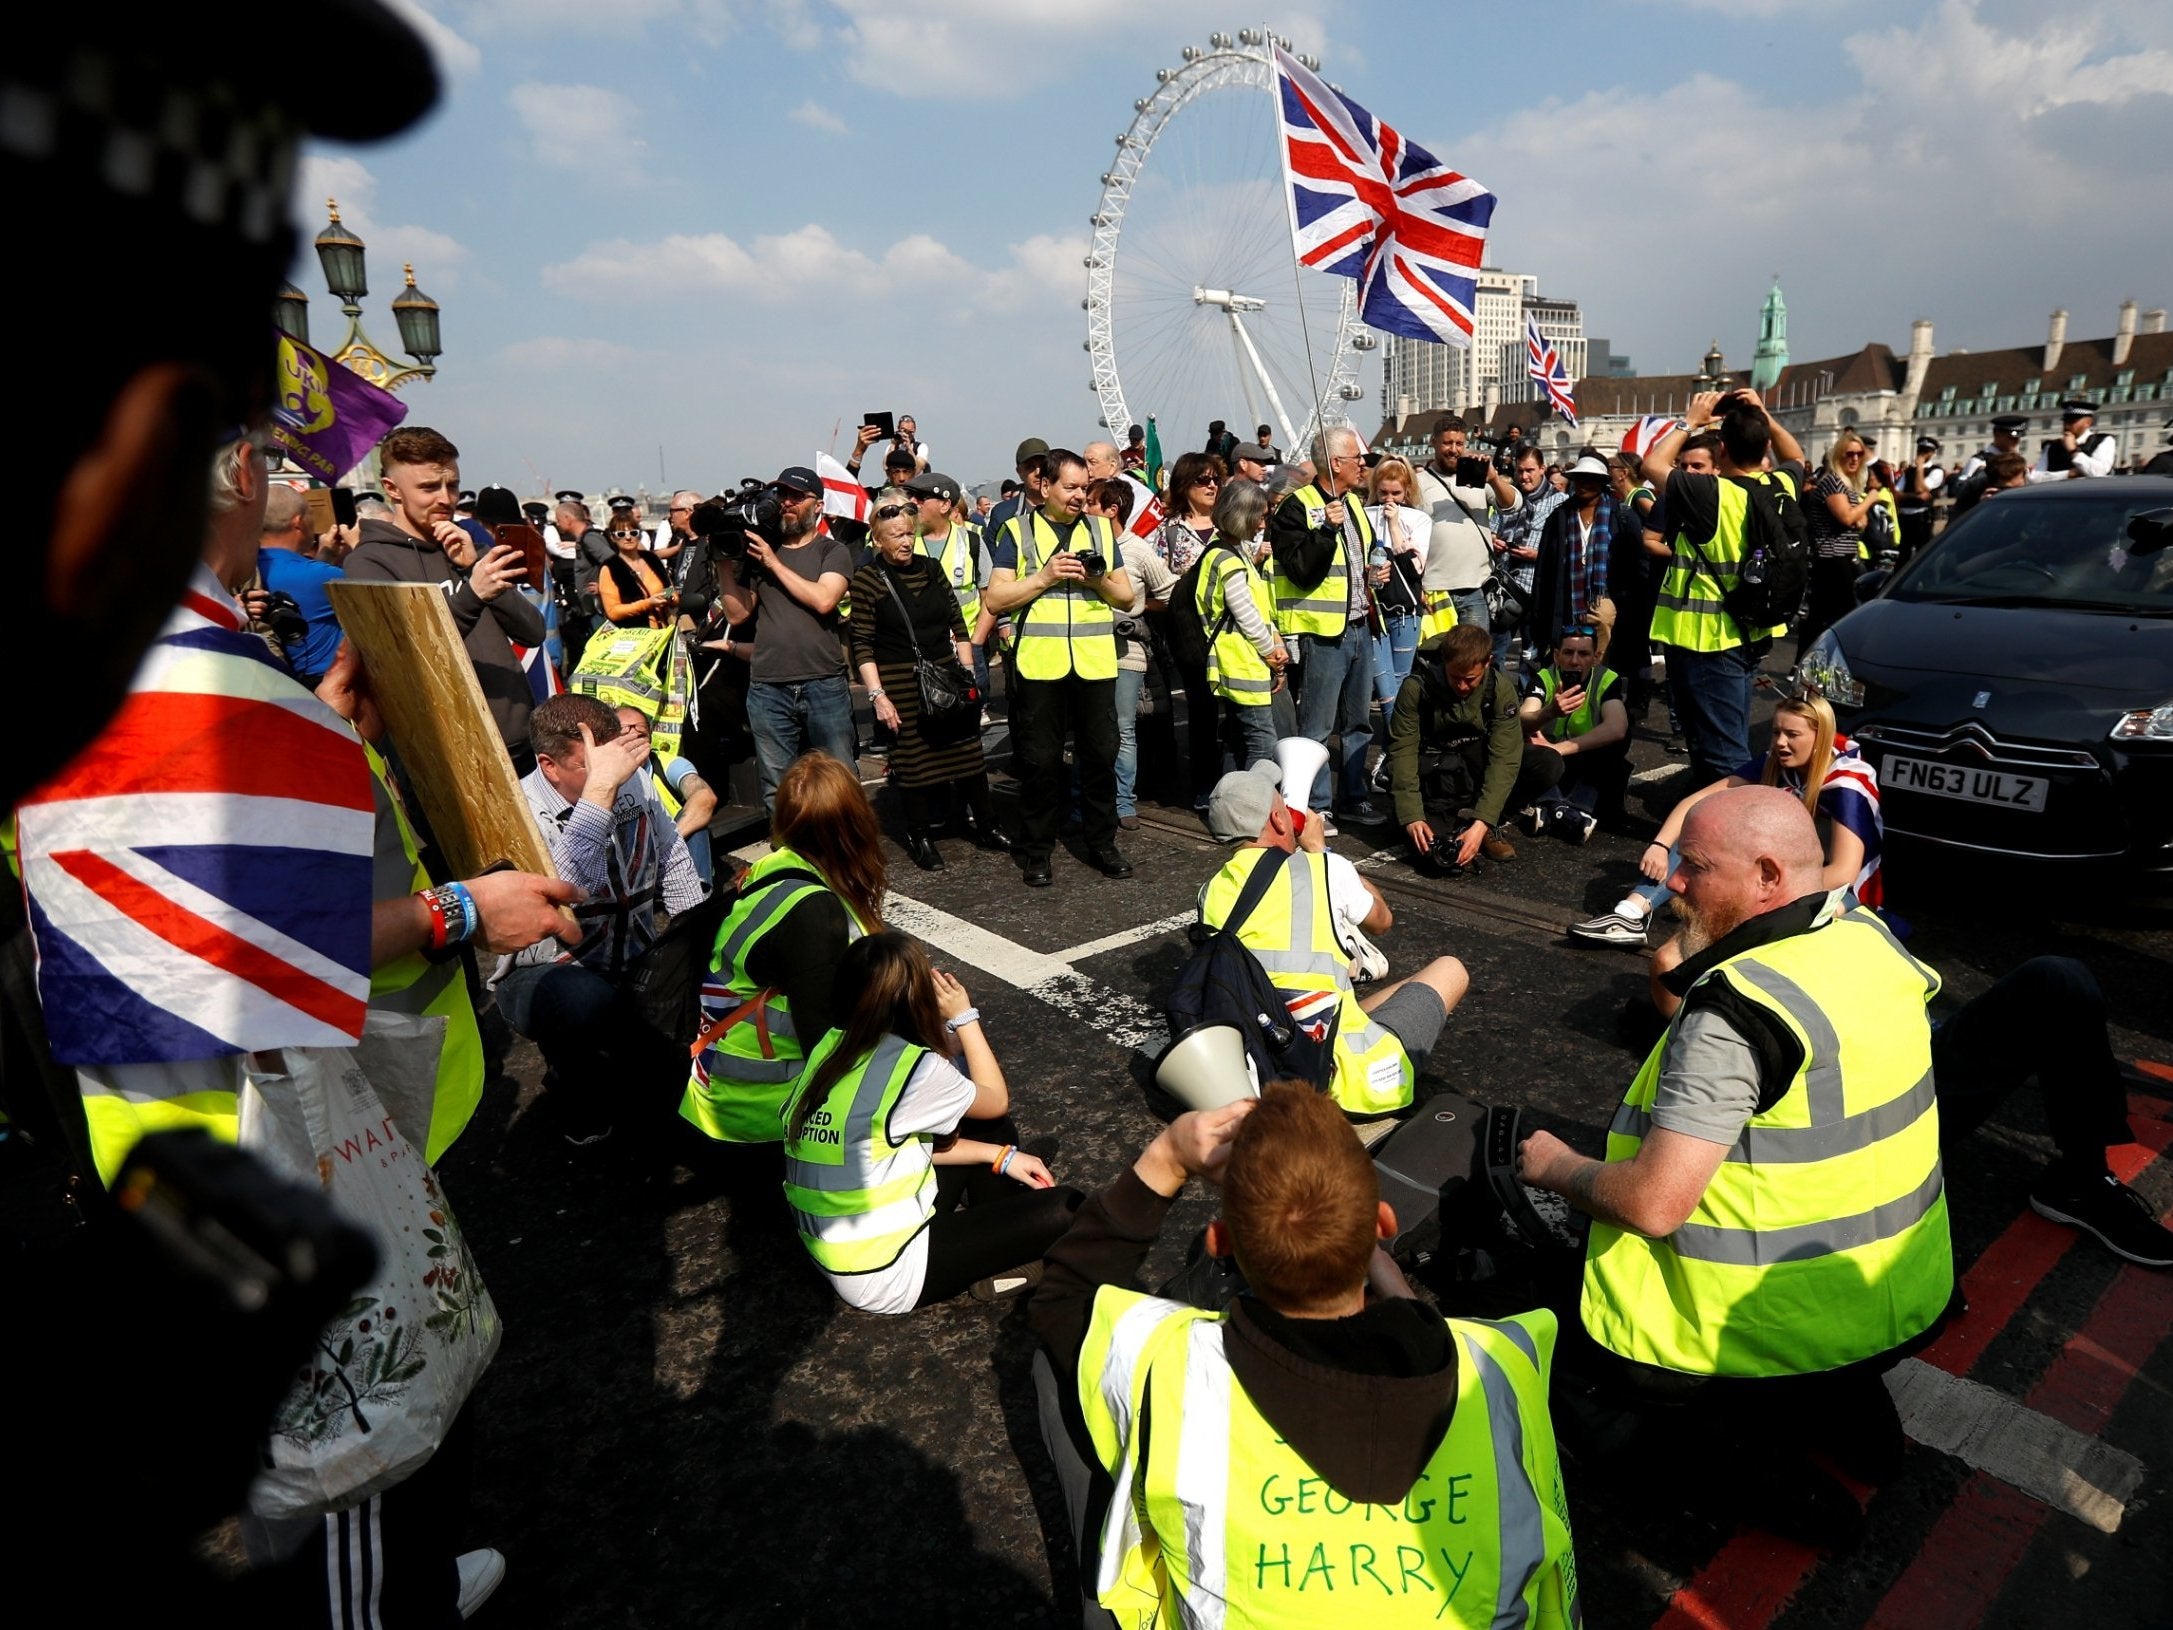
[446,880,478,945]
[1646,840,1667,850]
[421,885,452,951]
[868,689,887,702]
[421,882,477,950]
[991,1143,1015,1175]
[945,1007,980,1032]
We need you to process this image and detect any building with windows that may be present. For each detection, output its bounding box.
[1379,266,1571,419]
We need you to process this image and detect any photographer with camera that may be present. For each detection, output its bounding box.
[254,484,347,688]
[709,466,858,810]
[984,447,1136,887]
[1415,414,1523,639]
[1487,444,1563,671]
[1387,623,1565,871]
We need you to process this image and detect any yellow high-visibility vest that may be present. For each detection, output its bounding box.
[919,522,983,631]
[1005,510,1119,681]
[1271,482,1371,638]
[1649,472,1795,653]
[782,1031,940,1275]
[1197,546,1275,707]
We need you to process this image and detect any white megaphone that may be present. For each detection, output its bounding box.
[1156,1025,1260,1113]
[1273,736,1330,817]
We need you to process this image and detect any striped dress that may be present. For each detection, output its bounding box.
[849,556,984,789]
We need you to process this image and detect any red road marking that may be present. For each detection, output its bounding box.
[1648,1101,2168,1630]
[2132,1060,2172,1085]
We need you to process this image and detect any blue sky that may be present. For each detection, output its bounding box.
[299,0,2173,494]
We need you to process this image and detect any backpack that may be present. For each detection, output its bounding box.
[1691,471,1811,630]
[1165,849,1336,1095]
[1163,540,1237,672]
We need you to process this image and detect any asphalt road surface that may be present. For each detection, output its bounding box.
[439,685,2173,1628]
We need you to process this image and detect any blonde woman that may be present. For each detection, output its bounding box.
[1800,432,1874,651]
[1365,458,1431,742]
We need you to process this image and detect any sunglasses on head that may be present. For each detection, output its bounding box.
[874,503,916,521]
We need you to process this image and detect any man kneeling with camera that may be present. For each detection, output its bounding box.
[1386,623,1565,872]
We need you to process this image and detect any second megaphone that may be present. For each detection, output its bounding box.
[1273,736,1330,816]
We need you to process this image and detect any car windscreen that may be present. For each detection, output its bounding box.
[1889,492,2173,612]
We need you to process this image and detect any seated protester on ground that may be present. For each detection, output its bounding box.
[1198,763,1468,1120]
[1516,624,1629,844]
[498,694,704,1145]
[682,752,886,1145]
[1387,623,1566,869]
[1573,692,1880,965]
[1030,1087,1580,1629]
[1520,787,1952,1548]
[614,702,718,894]
[782,933,1083,1313]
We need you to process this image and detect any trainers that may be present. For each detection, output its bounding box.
[1338,800,1387,826]
[1570,908,1648,946]
[457,1549,506,1619]
[1555,808,1598,846]
[1312,813,1339,839]
[1515,804,1544,837]
[2030,1173,2173,1266]
[970,1261,1045,1302]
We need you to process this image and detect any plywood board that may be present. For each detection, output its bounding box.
[325,579,559,884]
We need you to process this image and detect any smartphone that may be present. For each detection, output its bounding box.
[865,410,896,440]
[331,487,358,527]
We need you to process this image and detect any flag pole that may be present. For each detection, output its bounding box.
[1267,31,1330,465]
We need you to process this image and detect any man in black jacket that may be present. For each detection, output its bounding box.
[345,424,548,767]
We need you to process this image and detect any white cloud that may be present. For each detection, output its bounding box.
[509,83,652,186]
[293,154,471,294]
[498,336,651,373]
[766,0,823,50]
[788,99,849,135]
[445,0,732,40]
[382,0,482,76]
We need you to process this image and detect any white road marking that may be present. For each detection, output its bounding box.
[1052,912,1195,963]
[1886,1358,2147,1533]
[1631,764,1681,786]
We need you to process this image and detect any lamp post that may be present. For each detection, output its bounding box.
[299,197,443,392]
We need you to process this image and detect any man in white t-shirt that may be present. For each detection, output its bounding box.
[1412,414,1522,635]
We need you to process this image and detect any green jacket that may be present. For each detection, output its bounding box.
[1387,635,1525,829]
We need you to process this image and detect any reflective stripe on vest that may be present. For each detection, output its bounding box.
[570,624,695,760]
[679,846,865,1143]
[1417,590,1459,643]
[782,1032,941,1274]
[1649,473,1793,653]
[1198,849,1413,1116]
[1199,549,1275,704]
[1581,906,1953,1377]
[1270,483,1370,637]
[1077,1287,1581,1629]
[920,523,983,629]
[1537,665,1620,743]
[1009,510,1118,681]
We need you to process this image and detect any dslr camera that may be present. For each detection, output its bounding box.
[691,480,787,563]
[1075,551,1108,580]
[1420,811,1485,878]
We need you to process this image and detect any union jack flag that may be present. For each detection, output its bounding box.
[17,567,375,1066]
[1621,415,1681,460]
[1273,45,1496,347]
[1526,314,1579,427]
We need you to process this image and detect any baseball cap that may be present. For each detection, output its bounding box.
[474,485,522,526]
[774,466,823,498]
[1205,762,1284,843]
[1015,437,1050,467]
[906,472,961,503]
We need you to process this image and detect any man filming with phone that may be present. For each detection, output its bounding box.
[1415,414,1523,636]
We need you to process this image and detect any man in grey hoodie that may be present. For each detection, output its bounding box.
[344,425,547,767]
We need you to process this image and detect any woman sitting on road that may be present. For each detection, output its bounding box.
[783,933,1083,1313]
[680,753,886,1145]
[1570,691,1883,964]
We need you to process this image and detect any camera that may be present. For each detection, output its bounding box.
[1419,812,1485,878]
[253,589,309,654]
[1455,455,1491,488]
[1076,551,1108,580]
[691,480,786,560]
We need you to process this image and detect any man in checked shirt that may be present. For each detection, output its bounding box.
[497,693,706,1144]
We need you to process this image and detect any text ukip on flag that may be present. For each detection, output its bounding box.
[270,328,410,482]
[1526,314,1579,428]
[1273,45,1495,347]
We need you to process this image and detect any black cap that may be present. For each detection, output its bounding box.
[1991,414,2028,433]
[356,490,385,504]
[774,466,823,498]
[1014,437,1050,466]
[456,489,477,506]
[554,489,585,503]
[472,486,520,526]
[2060,397,2098,420]
[606,493,638,511]
[906,472,960,503]
[1914,437,1940,454]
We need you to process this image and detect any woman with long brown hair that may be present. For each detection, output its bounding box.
[783,933,1081,1312]
[1155,451,1229,809]
[679,753,888,1145]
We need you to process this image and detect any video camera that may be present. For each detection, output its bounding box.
[690,480,787,563]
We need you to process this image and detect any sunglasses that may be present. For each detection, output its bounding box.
[873,503,916,521]
[609,529,643,539]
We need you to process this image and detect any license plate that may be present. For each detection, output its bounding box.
[1882,754,2049,812]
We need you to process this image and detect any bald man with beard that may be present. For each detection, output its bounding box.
[1521,786,1954,1547]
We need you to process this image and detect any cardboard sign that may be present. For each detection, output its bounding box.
[304,486,338,539]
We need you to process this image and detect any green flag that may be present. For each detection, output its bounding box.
[1143,416,1164,492]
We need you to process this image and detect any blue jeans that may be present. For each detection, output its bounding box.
[1224,698,1281,771]
[1447,587,1489,634]
[1664,642,1763,786]
[747,673,857,809]
[1113,666,1146,818]
[1295,625,1374,810]
[1370,610,1420,742]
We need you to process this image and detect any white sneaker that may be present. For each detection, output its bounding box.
[458,1549,506,1619]
[1569,908,1647,946]
[1312,813,1339,838]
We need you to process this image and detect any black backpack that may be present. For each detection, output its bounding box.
[1691,471,1812,630]
[1165,849,1336,1094]
[1163,540,1237,672]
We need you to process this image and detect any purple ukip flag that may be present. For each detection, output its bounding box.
[270,329,409,481]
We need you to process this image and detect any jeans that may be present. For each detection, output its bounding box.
[969,640,991,705]
[746,672,857,809]
[1113,666,1146,817]
[1370,610,1420,743]
[1222,698,1281,772]
[1447,586,1490,634]
[1664,641,1763,786]
[1294,624,1374,811]
[496,960,678,1135]
[1012,671,1119,859]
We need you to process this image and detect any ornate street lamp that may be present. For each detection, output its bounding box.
[304,197,442,391]
[273,281,311,346]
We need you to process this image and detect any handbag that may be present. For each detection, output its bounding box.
[880,569,980,723]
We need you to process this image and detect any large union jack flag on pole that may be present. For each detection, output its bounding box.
[1526,313,1579,427]
[1273,45,1495,347]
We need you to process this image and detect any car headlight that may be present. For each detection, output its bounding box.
[2111,702,2173,742]
[1796,630,1864,708]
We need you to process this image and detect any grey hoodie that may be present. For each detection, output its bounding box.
[342,518,547,750]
